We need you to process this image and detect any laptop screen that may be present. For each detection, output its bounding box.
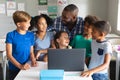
[48,49,86,71]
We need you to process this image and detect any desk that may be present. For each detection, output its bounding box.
[14,61,93,80]
[0,38,7,80]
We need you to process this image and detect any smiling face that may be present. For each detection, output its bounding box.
[37,17,47,32]
[62,11,77,26]
[57,32,70,48]
[92,27,100,40]
[17,20,31,31]
[84,23,92,36]
[92,26,104,41]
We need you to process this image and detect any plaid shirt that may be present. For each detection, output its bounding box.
[47,16,84,41]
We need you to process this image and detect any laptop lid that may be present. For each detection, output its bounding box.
[48,49,86,71]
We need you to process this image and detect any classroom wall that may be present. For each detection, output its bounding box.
[0,0,26,36]
[0,0,110,36]
[108,0,119,34]
[68,0,108,20]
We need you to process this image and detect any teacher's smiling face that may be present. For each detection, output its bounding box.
[62,10,77,26]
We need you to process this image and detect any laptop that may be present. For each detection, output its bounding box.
[48,49,86,71]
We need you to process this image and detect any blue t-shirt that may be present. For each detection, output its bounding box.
[5,30,34,70]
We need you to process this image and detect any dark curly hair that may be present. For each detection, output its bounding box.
[29,14,53,30]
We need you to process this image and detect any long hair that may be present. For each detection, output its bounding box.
[54,31,68,48]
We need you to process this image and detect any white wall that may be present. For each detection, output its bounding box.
[108,0,119,34]
[57,0,108,19]
[68,0,108,19]
[0,0,109,36]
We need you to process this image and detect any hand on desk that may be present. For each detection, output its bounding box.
[31,59,38,67]
[81,70,93,77]
[21,63,31,70]
[20,61,38,70]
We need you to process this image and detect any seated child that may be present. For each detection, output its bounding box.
[33,14,54,62]
[54,31,72,49]
[81,21,112,80]
[70,15,99,66]
[43,31,72,62]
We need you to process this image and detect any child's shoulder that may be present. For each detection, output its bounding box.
[6,30,17,37]
[26,31,34,35]
[104,40,112,47]
[74,34,83,39]
[7,30,16,34]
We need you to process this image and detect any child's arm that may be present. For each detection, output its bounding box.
[6,43,30,70]
[30,46,37,67]
[50,40,56,48]
[36,49,48,59]
[35,39,55,60]
[81,53,111,77]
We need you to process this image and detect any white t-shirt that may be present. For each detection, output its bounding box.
[88,40,112,74]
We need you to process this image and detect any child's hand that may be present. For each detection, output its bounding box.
[36,50,41,60]
[81,70,93,77]
[31,59,38,67]
[21,63,30,70]
[43,54,48,62]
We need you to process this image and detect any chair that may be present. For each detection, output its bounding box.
[0,38,7,80]
[0,51,7,80]
[109,39,120,80]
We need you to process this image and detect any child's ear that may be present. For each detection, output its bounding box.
[16,22,21,27]
[101,32,105,36]
[56,39,60,43]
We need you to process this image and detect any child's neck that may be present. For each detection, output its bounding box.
[96,37,105,42]
[37,31,46,40]
[83,34,92,39]
[17,29,26,35]
[59,45,67,49]
[37,31,46,35]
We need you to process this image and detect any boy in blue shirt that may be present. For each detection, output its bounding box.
[81,21,112,80]
[6,11,37,80]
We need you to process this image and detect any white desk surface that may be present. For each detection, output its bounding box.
[14,61,93,80]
